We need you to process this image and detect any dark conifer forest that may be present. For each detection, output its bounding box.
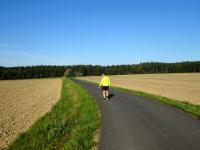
[0,61,200,80]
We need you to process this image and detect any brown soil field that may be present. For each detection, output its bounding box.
[77,73,200,105]
[0,78,62,149]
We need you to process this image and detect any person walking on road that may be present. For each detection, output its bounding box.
[99,73,111,100]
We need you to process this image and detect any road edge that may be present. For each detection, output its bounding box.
[75,78,200,119]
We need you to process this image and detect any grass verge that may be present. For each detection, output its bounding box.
[78,79,200,119]
[8,78,100,150]
[115,87,200,119]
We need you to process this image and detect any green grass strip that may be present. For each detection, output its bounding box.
[8,78,100,150]
[79,79,200,119]
[115,87,200,119]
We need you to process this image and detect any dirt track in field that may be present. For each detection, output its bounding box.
[0,78,62,149]
[77,73,200,105]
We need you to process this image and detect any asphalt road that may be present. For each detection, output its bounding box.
[73,79,200,150]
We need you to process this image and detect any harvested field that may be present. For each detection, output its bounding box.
[77,73,200,105]
[0,78,62,149]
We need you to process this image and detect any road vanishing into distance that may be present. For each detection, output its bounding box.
[74,79,200,150]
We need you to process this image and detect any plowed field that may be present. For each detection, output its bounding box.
[0,78,62,149]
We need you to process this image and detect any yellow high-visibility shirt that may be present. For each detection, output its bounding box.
[99,76,110,86]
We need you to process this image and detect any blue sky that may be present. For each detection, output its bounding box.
[0,0,200,66]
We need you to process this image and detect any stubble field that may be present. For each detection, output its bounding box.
[77,73,200,105]
[0,78,62,149]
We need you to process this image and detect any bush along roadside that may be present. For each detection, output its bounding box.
[8,78,100,150]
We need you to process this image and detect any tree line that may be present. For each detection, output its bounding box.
[0,61,200,80]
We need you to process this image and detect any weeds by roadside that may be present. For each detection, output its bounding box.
[8,78,100,150]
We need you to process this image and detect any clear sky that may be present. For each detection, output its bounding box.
[0,0,200,66]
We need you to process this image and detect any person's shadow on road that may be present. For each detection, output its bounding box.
[108,94,115,100]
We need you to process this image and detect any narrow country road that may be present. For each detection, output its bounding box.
[74,79,200,150]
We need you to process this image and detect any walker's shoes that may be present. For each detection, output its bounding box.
[106,97,109,100]
[103,97,106,100]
